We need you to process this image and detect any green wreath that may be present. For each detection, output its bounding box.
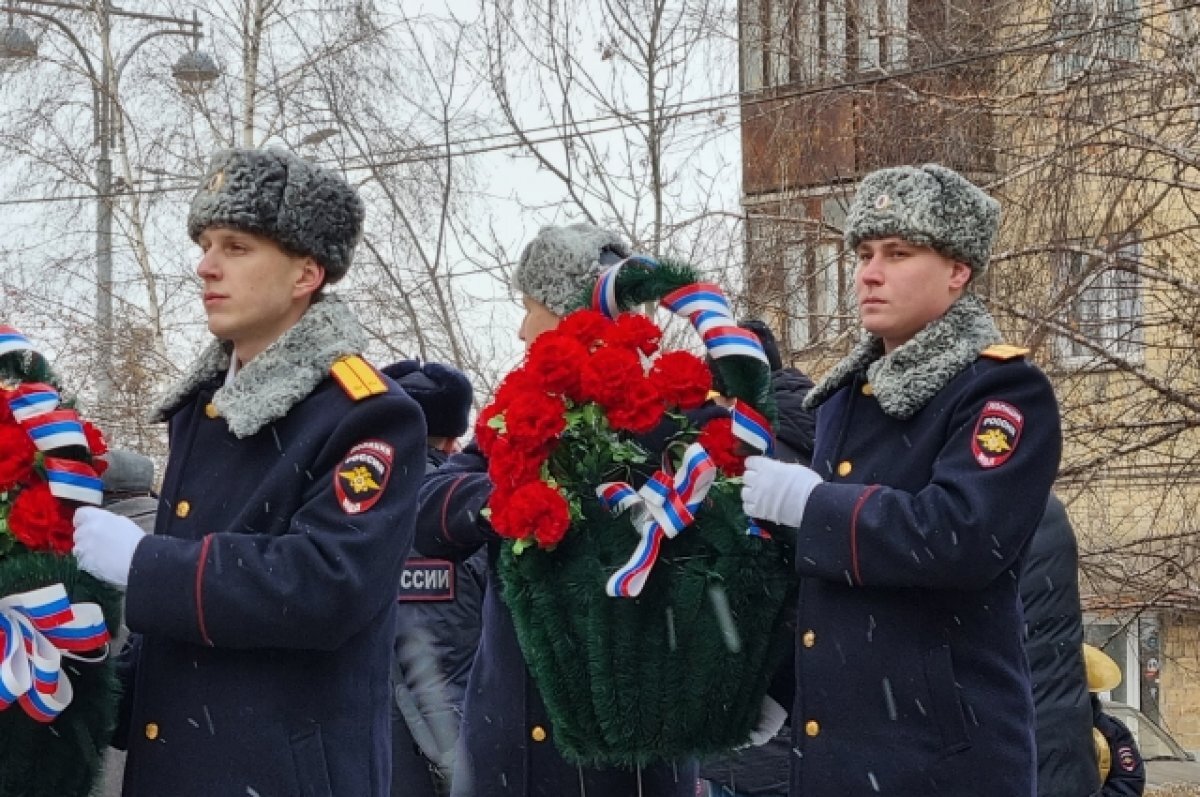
[0,340,123,797]
[484,258,797,766]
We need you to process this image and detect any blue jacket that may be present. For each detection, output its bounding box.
[791,351,1061,796]
[417,443,700,797]
[117,317,425,797]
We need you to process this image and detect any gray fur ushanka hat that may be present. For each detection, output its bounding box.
[513,223,632,316]
[844,164,1001,277]
[187,148,365,283]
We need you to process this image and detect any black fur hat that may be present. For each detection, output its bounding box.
[382,359,474,439]
[187,148,365,283]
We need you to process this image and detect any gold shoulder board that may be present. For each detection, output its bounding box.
[980,344,1030,361]
[331,355,388,401]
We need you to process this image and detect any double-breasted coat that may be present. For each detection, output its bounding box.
[790,346,1061,796]
[116,301,425,797]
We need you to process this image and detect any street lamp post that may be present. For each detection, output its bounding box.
[0,0,219,416]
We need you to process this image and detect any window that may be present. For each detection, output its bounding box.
[1052,0,1140,82]
[1084,614,1161,723]
[1054,237,1144,364]
[741,0,908,90]
[785,239,854,348]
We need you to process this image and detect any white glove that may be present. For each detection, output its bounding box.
[72,506,147,589]
[746,695,789,747]
[741,455,822,528]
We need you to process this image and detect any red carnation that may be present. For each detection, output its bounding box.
[0,422,37,491]
[9,480,74,554]
[526,334,588,399]
[607,378,665,435]
[504,392,567,450]
[650,351,712,410]
[492,368,540,411]
[556,310,614,349]
[605,313,662,356]
[488,436,548,493]
[580,346,645,409]
[491,480,570,548]
[474,402,504,456]
[698,417,746,476]
[0,392,14,426]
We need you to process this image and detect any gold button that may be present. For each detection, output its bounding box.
[204,402,219,419]
[836,461,852,477]
[805,720,820,737]
[802,630,816,648]
[861,383,874,396]
[145,722,159,740]
[175,500,191,518]
[531,725,547,742]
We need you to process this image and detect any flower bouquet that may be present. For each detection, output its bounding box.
[0,327,121,797]
[479,259,797,766]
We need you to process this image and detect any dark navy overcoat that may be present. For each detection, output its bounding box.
[789,353,1061,796]
[117,366,425,796]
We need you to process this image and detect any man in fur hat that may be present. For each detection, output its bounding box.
[740,164,1062,796]
[71,148,426,796]
[414,223,705,797]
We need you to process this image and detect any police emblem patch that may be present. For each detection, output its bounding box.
[1118,745,1137,772]
[971,400,1023,469]
[334,439,394,514]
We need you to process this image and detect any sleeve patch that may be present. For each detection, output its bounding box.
[335,439,394,514]
[331,355,388,401]
[971,400,1024,469]
[1117,745,1137,772]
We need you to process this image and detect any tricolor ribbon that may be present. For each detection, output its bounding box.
[597,443,717,597]
[43,457,103,505]
[0,584,110,723]
[20,409,88,452]
[0,325,35,358]
[591,255,660,319]
[7,383,60,422]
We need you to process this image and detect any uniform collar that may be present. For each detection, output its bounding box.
[150,294,367,438]
[803,293,1001,420]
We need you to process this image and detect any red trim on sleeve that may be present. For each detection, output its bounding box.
[439,475,468,545]
[195,534,214,646]
[849,485,881,586]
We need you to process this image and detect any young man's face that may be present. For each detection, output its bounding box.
[854,237,972,352]
[196,227,325,361]
[517,295,561,350]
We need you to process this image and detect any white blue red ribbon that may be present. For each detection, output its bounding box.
[590,255,660,319]
[0,325,35,358]
[42,457,103,506]
[731,400,774,458]
[20,410,88,452]
[0,584,110,723]
[7,383,60,422]
[597,443,717,598]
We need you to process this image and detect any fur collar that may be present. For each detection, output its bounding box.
[803,294,1001,419]
[151,295,367,438]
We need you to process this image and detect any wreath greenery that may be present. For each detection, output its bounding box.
[480,259,797,766]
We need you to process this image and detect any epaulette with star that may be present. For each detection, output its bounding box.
[331,355,388,400]
[980,344,1029,361]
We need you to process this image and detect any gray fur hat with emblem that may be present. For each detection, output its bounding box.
[512,223,632,316]
[187,148,365,283]
[844,164,1000,277]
